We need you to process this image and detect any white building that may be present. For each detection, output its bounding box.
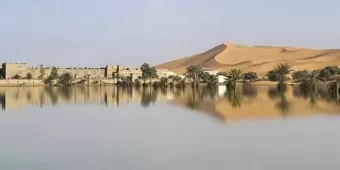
[217,75,227,84]
[156,69,177,78]
[202,68,219,76]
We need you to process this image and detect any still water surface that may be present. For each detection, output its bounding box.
[0,85,340,170]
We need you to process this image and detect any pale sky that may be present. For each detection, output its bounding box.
[1,0,339,67]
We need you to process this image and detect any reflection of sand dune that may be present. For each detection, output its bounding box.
[156,43,340,76]
[168,86,340,123]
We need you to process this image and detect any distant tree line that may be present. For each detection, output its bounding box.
[4,62,340,97]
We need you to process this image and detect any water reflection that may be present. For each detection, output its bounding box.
[186,88,200,110]
[224,89,242,108]
[141,87,158,108]
[1,85,340,122]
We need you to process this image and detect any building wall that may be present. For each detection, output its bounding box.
[2,63,107,79]
[2,63,178,81]
[106,65,118,78]
[119,68,143,78]
[3,63,28,79]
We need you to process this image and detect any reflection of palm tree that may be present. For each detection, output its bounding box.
[104,91,108,106]
[0,93,5,110]
[199,86,217,101]
[269,88,290,116]
[319,86,340,105]
[224,89,242,108]
[276,91,290,116]
[268,87,281,99]
[160,88,167,96]
[297,87,318,106]
[172,88,183,98]
[242,84,257,98]
[59,87,73,101]
[45,87,58,106]
[39,90,45,108]
[141,87,158,108]
[308,92,317,106]
[186,88,200,109]
[26,90,32,101]
[116,87,120,107]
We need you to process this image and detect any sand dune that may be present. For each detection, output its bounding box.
[156,43,340,76]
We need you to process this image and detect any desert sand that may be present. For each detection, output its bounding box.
[156,43,340,76]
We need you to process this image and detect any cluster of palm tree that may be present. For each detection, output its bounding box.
[185,65,203,88]
[299,70,320,92]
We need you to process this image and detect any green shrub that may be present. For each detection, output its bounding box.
[26,72,33,79]
[243,72,258,81]
[292,70,308,81]
[58,73,74,86]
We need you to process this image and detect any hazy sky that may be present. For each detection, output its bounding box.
[1,0,340,67]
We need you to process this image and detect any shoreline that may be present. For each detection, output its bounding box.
[0,80,330,87]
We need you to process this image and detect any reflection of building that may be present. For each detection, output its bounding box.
[0,87,172,111]
[1,63,176,80]
[218,86,226,96]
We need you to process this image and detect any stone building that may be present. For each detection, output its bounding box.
[1,63,111,79]
[1,63,174,80]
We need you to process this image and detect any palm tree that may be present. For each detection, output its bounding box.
[299,70,320,91]
[186,88,200,109]
[185,65,203,88]
[206,75,218,88]
[276,91,290,116]
[225,69,242,90]
[274,63,293,90]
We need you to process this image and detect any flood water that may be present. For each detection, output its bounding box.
[1,85,340,170]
